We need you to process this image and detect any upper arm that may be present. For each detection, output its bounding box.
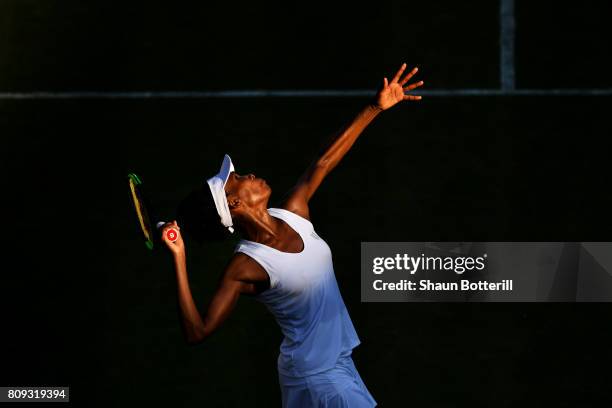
[280,161,329,220]
[198,254,267,340]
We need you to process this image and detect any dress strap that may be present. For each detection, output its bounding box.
[267,208,314,234]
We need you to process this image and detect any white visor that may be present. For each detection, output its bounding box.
[206,154,235,233]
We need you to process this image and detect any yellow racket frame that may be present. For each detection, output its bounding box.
[128,173,154,250]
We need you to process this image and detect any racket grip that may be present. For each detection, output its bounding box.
[156,221,178,242]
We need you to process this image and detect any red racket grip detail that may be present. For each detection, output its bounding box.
[166,228,178,242]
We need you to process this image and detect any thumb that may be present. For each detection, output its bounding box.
[383,77,388,88]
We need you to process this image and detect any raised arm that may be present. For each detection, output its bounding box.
[160,222,262,345]
[281,63,424,219]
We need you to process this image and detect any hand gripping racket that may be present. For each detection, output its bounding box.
[128,173,178,250]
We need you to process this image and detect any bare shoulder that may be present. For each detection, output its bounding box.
[224,252,272,296]
[224,252,268,283]
[279,190,311,221]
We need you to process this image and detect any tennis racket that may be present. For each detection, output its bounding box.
[128,172,178,250]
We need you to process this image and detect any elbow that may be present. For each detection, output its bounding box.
[185,326,208,346]
[313,158,332,176]
[315,158,331,169]
[186,333,205,346]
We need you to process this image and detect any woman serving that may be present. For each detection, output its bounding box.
[161,63,423,407]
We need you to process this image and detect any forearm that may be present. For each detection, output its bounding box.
[316,103,382,171]
[173,252,206,343]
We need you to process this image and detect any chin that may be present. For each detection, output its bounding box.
[261,184,272,200]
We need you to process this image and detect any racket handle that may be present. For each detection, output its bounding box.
[156,221,178,242]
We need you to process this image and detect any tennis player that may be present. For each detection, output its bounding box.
[161,63,423,407]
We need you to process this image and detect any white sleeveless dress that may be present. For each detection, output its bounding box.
[234,208,377,407]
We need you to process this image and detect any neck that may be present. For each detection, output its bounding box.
[239,207,282,243]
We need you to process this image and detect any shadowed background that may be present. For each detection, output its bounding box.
[1,1,611,407]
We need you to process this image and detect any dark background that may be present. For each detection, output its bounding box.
[1,1,611,407]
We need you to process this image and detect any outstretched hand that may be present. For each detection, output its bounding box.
[374,63,424,111]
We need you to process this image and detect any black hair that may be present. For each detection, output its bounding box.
[176,186,232,243]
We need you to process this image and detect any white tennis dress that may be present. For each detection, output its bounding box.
[234,208,377,407]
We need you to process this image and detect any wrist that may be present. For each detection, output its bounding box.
[173,249,186,262]
[368,102,384,113]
